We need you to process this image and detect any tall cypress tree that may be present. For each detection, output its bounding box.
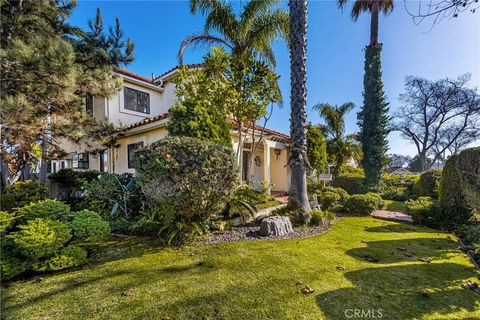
[358,44,389,190]
[337,0,393,190]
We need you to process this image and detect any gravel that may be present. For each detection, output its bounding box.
[197,219,335,246]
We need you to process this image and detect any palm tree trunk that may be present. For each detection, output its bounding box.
[288,0,311,216]
[370,0,379,45]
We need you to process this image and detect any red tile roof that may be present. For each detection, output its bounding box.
[124,113,170,130]
[112,66,154,84]
[153,64,204,82]
[124,113,290,142]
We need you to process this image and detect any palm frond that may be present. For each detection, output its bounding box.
[338,102,355,116]
[240,0,280,31]
[204,1,239,41]
[177,33,232,65]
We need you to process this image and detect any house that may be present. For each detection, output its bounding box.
[51,65,291,193]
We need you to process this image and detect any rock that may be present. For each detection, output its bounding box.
[296,280,304,285]
[301,285,315,294]
[418,257,431,263]
[122,288,134,296]
[259,216,293,237]
[463,280,479,290]
[336,266,346,271]
[420,289,430,297]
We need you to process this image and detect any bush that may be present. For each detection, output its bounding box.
[134,137,238,243]
[83,172,149,221]
[405,197,441,226]
[69,210,111,242]
[413,169,442,199]
[318,187,349,210]
[8,218,72,259]
[344,194,378,215]
[366,192,384,209]
[32,245,88,272]
[307,178,323,195]
[0,211,15,233]
[333,174,367,195]
[310,210,336,227]
[439,147,480,227]
[0,237,28,281]
[14,199,70,222]
[1,180,48,211]
[48,169,100,208]
[458,225,480,245]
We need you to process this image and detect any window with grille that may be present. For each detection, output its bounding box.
[128,142,144,168]
[124,87,150,114]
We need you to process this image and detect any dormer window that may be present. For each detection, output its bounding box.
[124,87,150,114]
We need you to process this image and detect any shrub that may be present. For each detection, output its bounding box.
[48,169,100,208]
[413,169,442,199]
[14,199,70,222]
[344,194,378,215]
[224,185,261,223]
[458,225,480,245]
[366,192,384,209]
[333,174,367,195]
[32,245,87,272]
[1,180,48,211]
[318,187,349,210]
[0,211,15,233]
[8,218,72,259]
[310,210,336,227]
[405,197,441,226]
[83,172,149,220]
[69,210,111,242]
[307,178,323,195]
[134,137,238,243]
[439,147,480,227]
[0,237,28,281]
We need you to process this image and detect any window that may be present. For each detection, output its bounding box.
[52,162,57,174]
[72,153,89,169]
[60,161,66,170]
[124,87,150,114]
[100,149,108,172]
[86,94,94,115]
[128,142,144,168]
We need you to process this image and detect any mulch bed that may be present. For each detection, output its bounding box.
[197,219,334,246]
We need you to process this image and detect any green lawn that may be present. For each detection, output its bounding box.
[2,217,479,320]
[384,199,408,213]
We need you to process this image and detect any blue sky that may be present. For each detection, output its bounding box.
[69,0,479,156]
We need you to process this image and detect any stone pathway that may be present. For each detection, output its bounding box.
[371,210,413,223]
[271,191,288,204]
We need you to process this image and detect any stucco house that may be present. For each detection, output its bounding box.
[51,65,291,193]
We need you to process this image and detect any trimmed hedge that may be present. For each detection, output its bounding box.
[333,174,367,195]
[344,194,379,215]
[405,196,441,226]
[439,147,480,227]
[413,169,442,199]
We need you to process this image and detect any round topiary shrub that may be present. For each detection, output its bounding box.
[69,210,111,242]
[413,169,442,199]
[8,218,72,259]
[344,194,378,215]
[0,180,48,212]
[405,196,441,226]
[319,187,349,210]
[14,199,70,222]
[134,137,239,241]
[439,147,480,227]
[32,245,88,272]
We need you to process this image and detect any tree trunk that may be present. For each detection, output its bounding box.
[370,0,379,45]
[39,136,48,183]
[419,153,429,172]
[288,0,311,217]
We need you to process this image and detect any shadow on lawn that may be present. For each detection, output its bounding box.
[316,263,479,320]
[364,223,442,234]
[317,236,479,319]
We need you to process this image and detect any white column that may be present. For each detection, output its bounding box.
[263,140,271,193]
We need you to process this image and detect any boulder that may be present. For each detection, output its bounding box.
[259,216,293,237]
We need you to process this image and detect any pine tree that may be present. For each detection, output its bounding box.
[358,44,389,190]
[0,1,134,185]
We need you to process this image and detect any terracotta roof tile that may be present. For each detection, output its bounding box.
[112,66,154,84]
[124,113,170,130]
[153,64,204,82]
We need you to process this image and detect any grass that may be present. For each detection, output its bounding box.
[2,217,479,320]
[384,199,408,213]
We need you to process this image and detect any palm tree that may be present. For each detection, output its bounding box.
[178,0,289,66]
[288,0,311,216]
[313,102,362,176]
[338,0,394,45]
